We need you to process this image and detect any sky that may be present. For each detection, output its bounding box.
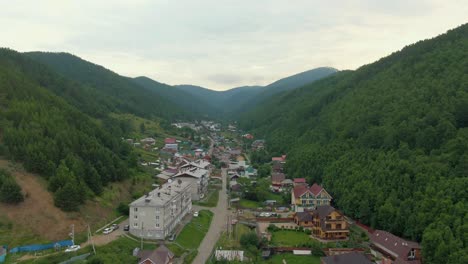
[1,0,467,91]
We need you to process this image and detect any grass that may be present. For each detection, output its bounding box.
[193,188,220,207]
[239,199,260,209]
[175,210,213,249]
[270,230,311,247]
[262,253,321,264]
[216,223,252,248]
[183,250,198,264]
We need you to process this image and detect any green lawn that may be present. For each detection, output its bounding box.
[239,199,260,209]
[193,188,219,207]
[270,230,311,247]
[175,210,213,249]
[262,253,321,264]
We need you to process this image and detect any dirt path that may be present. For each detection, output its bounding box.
[192,167,228,264]
[0,160,86,242]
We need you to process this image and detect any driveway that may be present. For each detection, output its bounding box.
[81,219,128,247]
[192,167,228,264]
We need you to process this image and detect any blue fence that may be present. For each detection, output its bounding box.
[0,245,7,263]
[9,240,73,253]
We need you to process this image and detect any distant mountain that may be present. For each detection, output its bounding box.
[132,77,217,118]
[26,52,191,120]
[176,67,337,116]
[239,24,468,262]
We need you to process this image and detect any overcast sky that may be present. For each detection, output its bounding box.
[1,0,467,90]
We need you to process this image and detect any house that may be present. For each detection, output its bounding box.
[294,211,314,227]
[272,162,284,173]
[242,133,254,139]
[215,250,244,262]
[164,138,177,144]
[271,173,286,191]
[137,245,175,264]
[172,167,209,200]
[293,178,307,187]
[321,252,373,264]
[129,180,192,239]
[272,155,287,163]
[141,138,156,145]
[251,139,265,150]
[163,143,178,151]
[369,230,422,264]
[291,183,332,212]
[311,205,349,240]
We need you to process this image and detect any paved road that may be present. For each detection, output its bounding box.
[192,167,228,264]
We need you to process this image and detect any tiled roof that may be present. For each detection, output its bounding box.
[321,252,373,264]
[293,178,306,183]
[138,245,174,264]
[310,183,323,195]
[295,212,313,222]
[370,230,421,264]
[271,173,286,183]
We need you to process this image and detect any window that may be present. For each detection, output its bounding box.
[156,223,160,228]
[134,208,138,212]
[133,223,138,227]
[134,215,138,219]
[156,215,159,220]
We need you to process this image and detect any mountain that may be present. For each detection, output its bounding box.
[239,24,468,263]
[132,76,218,118]
[0,48,136,211]
[176,67,337,116]
[25,52,191,121]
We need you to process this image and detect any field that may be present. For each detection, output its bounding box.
[175,210,213,249]
[270,230,311,247]
[239,199,260,209]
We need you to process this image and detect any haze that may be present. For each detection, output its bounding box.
[1,0,467,90]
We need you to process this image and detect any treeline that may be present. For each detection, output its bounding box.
[0,48,137,211]
[0,169,23,204]
[240,24,468,263]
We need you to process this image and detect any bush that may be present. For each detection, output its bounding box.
[240,232,259,248]
[305,229,311,235]
[267,224,279,232]
[117,202,129,215]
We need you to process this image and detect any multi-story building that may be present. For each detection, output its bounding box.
[294,205,349,240]
[172,167,208,200]
[129,179,192,240]
[291,183,332,212]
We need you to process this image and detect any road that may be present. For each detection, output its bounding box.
[192,167,228,264]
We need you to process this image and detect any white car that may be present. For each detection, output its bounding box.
[103,227,113,234]
[193,211,199,217]
[65,245,80,252]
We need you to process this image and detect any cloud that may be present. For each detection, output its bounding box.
[0,0,467,90]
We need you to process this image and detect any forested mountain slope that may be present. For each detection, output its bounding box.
[132,76,217,118]
[26,52,191,120]
[0,48,136,211]
[240,24,468,263]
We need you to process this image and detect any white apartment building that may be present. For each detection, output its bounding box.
[129,179,192,239]
[172,167,208,201]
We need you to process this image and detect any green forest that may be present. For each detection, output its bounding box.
[0,49,137,211]
[240,24,468,263]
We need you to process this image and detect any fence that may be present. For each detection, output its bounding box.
[9,240,73,253]
[0,245,6,263]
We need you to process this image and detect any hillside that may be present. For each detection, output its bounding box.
[25,52,191,121]
[176,67,337,116]
[0,48,136,211]
[239,24,468,263]
[132,76,217,118]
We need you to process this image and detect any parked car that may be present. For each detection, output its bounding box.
[193,211,199,217]
[65,245,80,252]
[103,227,113,234]
[123,225,130,231]
[111,224,119,230]
[168,233,176,241]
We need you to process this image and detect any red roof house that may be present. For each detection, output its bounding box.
[370,230,422,264]
[164,138,177,144]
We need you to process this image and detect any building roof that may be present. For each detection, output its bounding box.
[271,173,286,183]
[130,180,190,207]
[370,230,421,264]
[138,245,174,264]
[164,138,177,144]
[281,179,294,185]
[295,211,313,222]
[310,183,323,196]
[173,167,207,179]
[321,252,373,264]
[293,178,306,183]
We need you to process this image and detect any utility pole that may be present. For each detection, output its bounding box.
[70,224,75,246]
[87,224,96,255]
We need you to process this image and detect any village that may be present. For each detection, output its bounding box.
[122,121,424,264]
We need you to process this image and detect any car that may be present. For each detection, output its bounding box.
[168,233,176,241]
[193,211,199,217]
[103,227,113,234]
[111,224,119,230]
[123,225,130,231]
[65,245,80,252]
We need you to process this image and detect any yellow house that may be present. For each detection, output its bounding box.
[311,205,349,240]
[291,183,332,212]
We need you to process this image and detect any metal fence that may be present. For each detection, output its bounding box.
[9,240,73,253]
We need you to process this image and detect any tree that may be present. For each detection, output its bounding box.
[0,179,24,204]
[240,232,259,248]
